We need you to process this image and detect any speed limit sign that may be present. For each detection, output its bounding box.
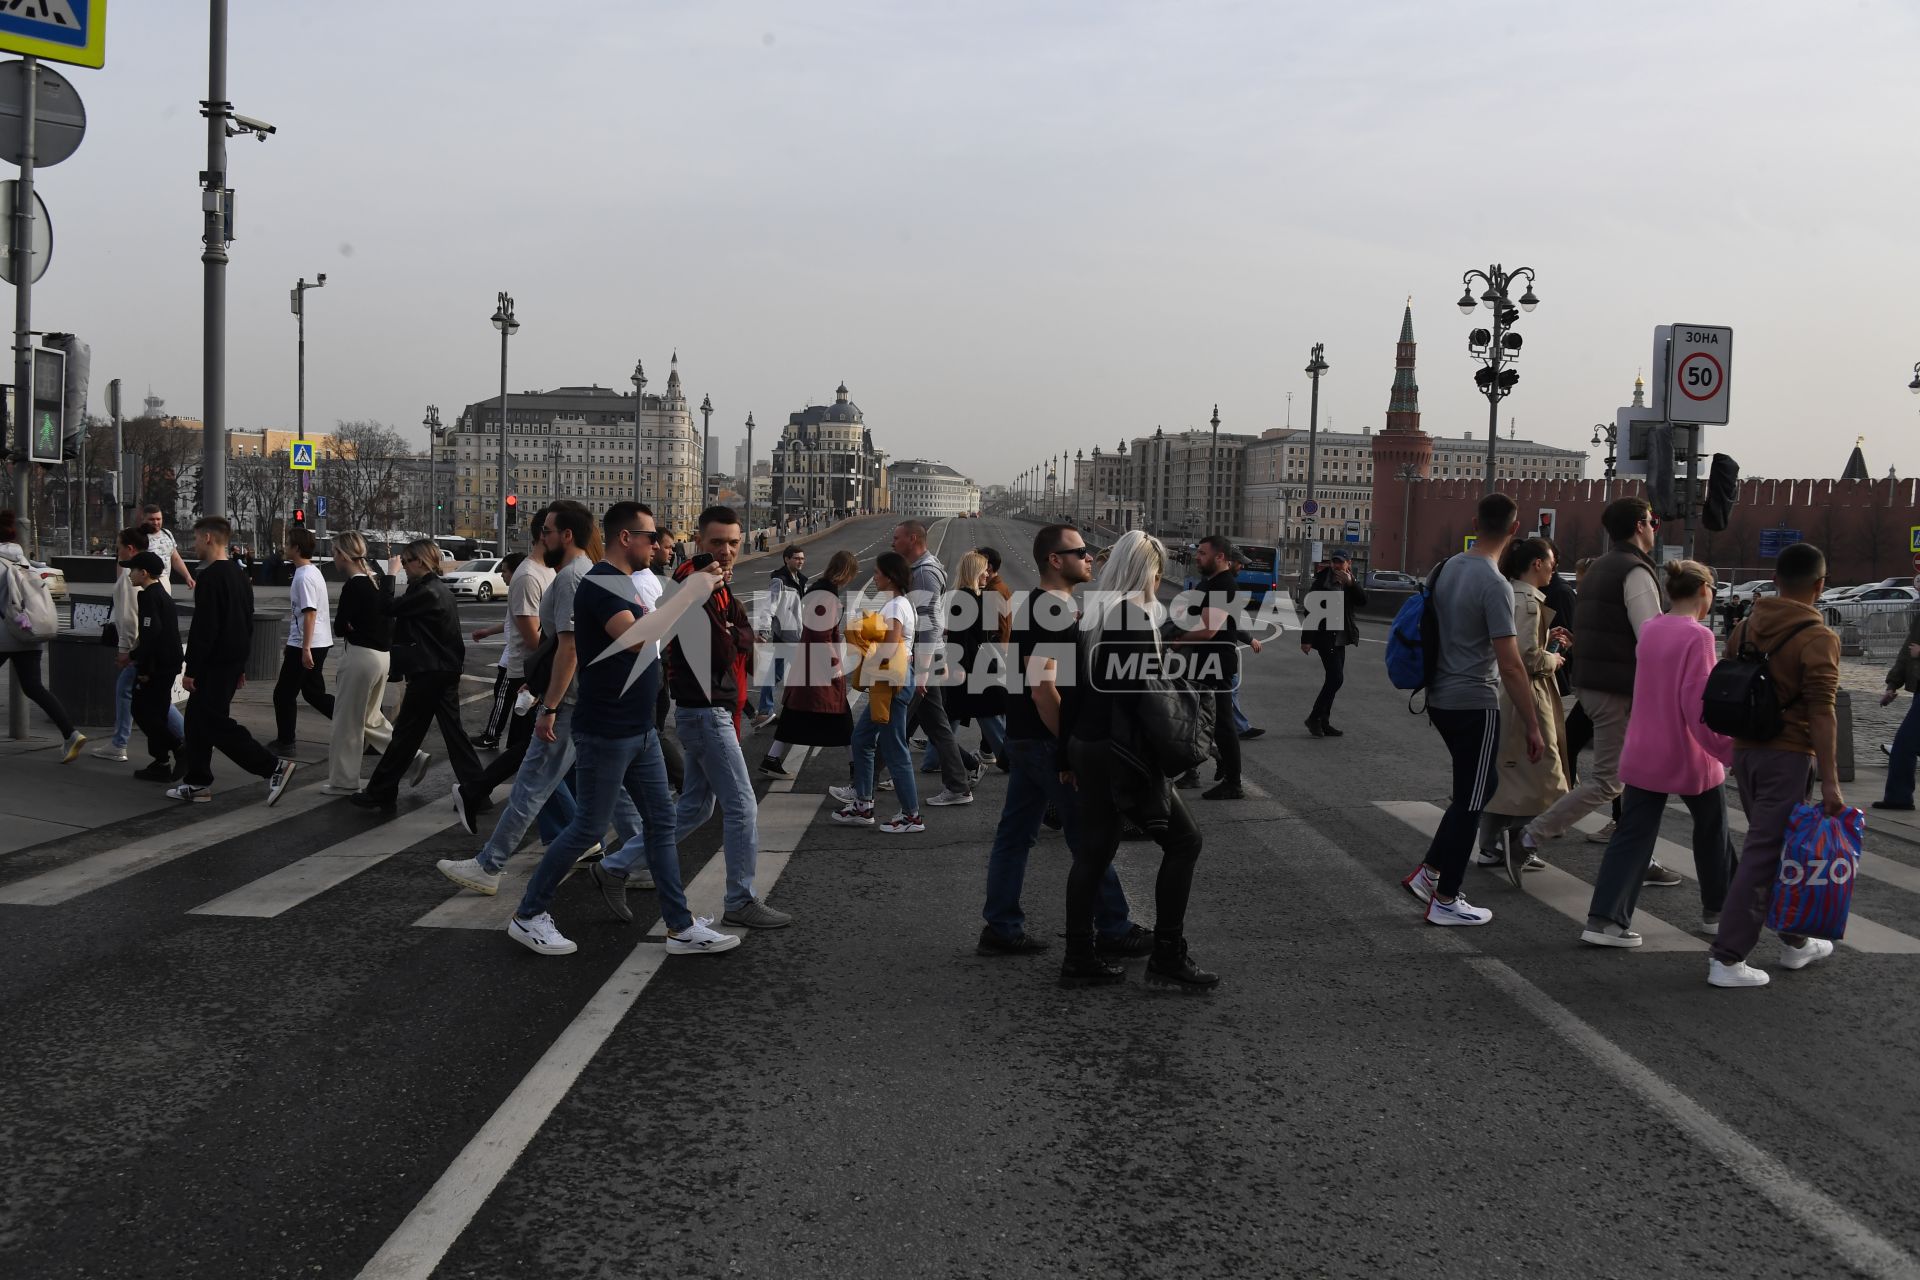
[1668,324,1732,425]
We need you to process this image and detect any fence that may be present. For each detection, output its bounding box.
[1842,608,1916,663]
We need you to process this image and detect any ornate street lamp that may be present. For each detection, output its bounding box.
[424,405,445,535]
[1458,264,1539,493]
[629,358,647,498]
[490,292,520,546]
[1590,422,1618,501]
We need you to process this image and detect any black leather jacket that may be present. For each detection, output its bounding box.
[388,573,465,675]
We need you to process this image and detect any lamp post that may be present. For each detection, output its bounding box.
[744,411,755,542]
[1457,264,1539,494]
[423,405,443,534]
[698,393,713,508]
[491,292,519,548]
[1908,362,1920,399]
[629,359,647,499]
[1208,404,1221,536]
[291,274,325,528]
[1590,422,1618,502]
[1304,343,1328,574]
[1396,463,1425,573]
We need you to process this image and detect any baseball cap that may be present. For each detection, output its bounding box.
[127,551,166,578]
[1328,549,1351,563]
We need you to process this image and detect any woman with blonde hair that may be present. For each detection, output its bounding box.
[323,532,428,794]
[760,550,857,775]
[1058,529,1215,990]
[1581,559,1735,947]
[938,550,1009,768]
[832,551,922,833]
[1476,536,1571,887]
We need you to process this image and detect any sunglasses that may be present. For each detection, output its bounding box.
[1055,547,1095,560]
[621,528,659,543]
[1644,515,1661,531]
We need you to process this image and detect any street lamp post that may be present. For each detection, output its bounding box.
[1590,422,1618,502]
[1458,263,1540,494]
[629,358,646,499]
[490,292,519,548]
[699,393,713,506]
[423,405,442,535]
[744,412,755,543]
[1908,362,1920,400]
[1304,343,1328,575]
[1208,404,1221,536]
[291,274,325,528]
[1396,463,1424,573]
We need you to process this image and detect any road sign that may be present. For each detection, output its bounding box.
[1668,324,1733,425]
[1910,525,1920,554]
[289,441,316,471]
[315,495,328,518]
[1344,519,1361,543]
[1301,499,1320,517]
[1463,534,1477,552]
[27,345,62,464]
[1758,528,1802,559]
[0,59,85,167]
[0,1,107,70]
[0,178,50,284]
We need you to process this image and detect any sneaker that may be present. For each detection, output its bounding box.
[759,755,789,776]
[1203,781,1245,800]
[471,735,499,751]
[1174,770,1200,790]
[1882,743,1894,760]
[589,863,633,923]
[1642,861,1683,887]
[265,758,297,807]
[1707,958,1770,988]
[132,760,175,781]
[264,738,295,757]
[723,898,793,929]
[350,791,397,812]
[1058,953,1127,989]
[926,789,973,807]
[879,812,926,833]
[1699,911,1721,934]
[1095,923,1157,959]
[1425,895,1493,926]
[977,927,1049,956]
[452,784,479,836]
[751,713,777,731]
[437,857,501,895]
[1304,717,1325,739]
[166,782,212,803]
[1472,848,1504,868]
[1587,821,1618,845]
[665,917,743,955]
[1238,727,1267,740]
[61,731,87,763]
[571,842,605,869]
[91,743,129,762]
[828,784,859,805]
[1521,854,1548,873]
[832,802,876,826]
[1871,800,1915,812]
[1401,863,1437,905]
[878,778,895,791]
[1320,723,1345,738]
[967,759,987,786]
[508,912,577,956]
[1777,937,1835,971]
[1580,921,1644,948]
[1503,830,1529,890]
[407,751,433,788]
[976,750,997,766]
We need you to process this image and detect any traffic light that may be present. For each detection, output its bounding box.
[505,493,518,527]
[1537,508,1556,539]
[293,508,306,527]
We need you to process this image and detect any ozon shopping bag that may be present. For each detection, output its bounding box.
[1766,803,1864,941]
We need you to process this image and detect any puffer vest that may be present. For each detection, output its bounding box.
[1573,543,1668,697]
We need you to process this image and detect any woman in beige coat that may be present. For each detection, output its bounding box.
[1477,536,1572,887]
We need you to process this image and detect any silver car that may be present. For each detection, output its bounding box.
[441,557,508,603]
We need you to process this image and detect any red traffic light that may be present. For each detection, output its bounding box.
[293,509,305,525]
[505,494,518,508]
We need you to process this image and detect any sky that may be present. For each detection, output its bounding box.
[22,0,1920,488]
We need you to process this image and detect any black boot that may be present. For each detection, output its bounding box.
[1145,936,1220,991]
[1058,938,1126,989]
[1304,716,1325,738]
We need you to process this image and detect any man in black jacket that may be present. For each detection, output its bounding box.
[169,516,295,805]
[125,551,186,780]
[1174,534,1245,800]
[1301,549,1367,737]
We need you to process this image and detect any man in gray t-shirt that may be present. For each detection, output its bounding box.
[539,553,590,709]
[1400,494,1542,928]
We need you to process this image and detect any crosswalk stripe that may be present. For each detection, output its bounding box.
[1374,801,1707,952]
[412,860,535,930]
[1585,810,1920,955]
[646,792,824,938]
[1719,806,1920,898]
[188,797,458,918]
[0,784,338,907]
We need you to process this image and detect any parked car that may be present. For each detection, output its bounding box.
[1818,584,1869,605]
[1825,585,1920,627]
[1725,580,1777,605]
[442,558,509,603]
[27,558,66,603]
[1365,570,1423,591]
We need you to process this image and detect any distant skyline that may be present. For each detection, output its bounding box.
[24,1,1920,490]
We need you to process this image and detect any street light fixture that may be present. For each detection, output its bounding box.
[491,292,519,548]
[1304,343,1329,559]
[1590,421,1618,501]
[700,393,713,504]
[1909,362,1920,395]
[630,358,647,499]
[744,411,755,543]
[1208,404,1221,536]
[424,405,444,534]
[1460,262,1539,493]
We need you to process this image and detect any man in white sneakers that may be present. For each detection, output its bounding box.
[266,527,336,755]
[1401,494,1542,926]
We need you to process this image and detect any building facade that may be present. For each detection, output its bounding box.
[1121,427,1256,541]
[888,459,980,519]
[448,353,701,539]
[768,382,888,524]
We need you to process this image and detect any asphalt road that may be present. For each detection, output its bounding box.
[5,514,1920,1279]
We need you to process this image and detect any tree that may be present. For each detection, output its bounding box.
[230,448,297,550]
[318,420,414,533]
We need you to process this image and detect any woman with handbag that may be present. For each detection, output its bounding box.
[354,540,487,811]
[831,551,922,833]
[324,532,429,795]
[1059,529,1216,990]
[936,551,1009,770]
[0,509,84,761]
[761,550,857,776]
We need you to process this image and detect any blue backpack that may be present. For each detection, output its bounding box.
[1384,559,1449,701]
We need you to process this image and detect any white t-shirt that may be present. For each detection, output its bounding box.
[880,595,917,644]
[287,562,334,648]
[148,528,178,584]
[503,558,556,679]
[631,568,664,658]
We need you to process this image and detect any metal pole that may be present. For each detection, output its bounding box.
[111,380,124,532]
[1484,332,1502,494]
[496,318,508,548]
[1208,407,1219,535]
[73,414,85,555]
[296,286,306,522]
[9,56,36,739]
[744,412,754,543]
[630,360,645,499]
[1683,424,1700,561]
[202,3,229,520]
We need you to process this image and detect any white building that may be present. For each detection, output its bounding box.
[888,459,980,519]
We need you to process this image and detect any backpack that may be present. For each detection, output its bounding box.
[1701,618,1820,741]
[1385,558,1449,700]
[1,558,57,644]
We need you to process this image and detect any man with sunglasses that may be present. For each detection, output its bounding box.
[1514,496,1678,884]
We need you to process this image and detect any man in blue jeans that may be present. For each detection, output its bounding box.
[667,505,793,930]
[506,501,737,957]
[979,523,1150,957]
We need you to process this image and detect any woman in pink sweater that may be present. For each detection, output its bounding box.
[1579,560,1736,948]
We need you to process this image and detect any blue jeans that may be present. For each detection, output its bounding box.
[1230,675,1252,735]
[113,662,183,749]
[675,704,762,912]
[754,650,788,716]
[536,777,576,845]
[852,692,918,814]
[1887,694,1920,807]
[978,714,1007,757]
[479,702,579,873]
[516,725,693,930]
[983,736,1132,940]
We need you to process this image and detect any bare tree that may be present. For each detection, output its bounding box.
[318,420,413,532]
[230,448,298,549]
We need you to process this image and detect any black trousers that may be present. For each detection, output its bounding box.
[132,669,183,763]
[183,661,277,787]
[472,678,538,794]
[478,669,521,743]
[1210,687,1241,783]
[365,671,485,802]
[1310,644,1346,724]
[1065,737,1202,945]
[0,649,74,738]
[1422,707,1501,899]
[272,644,335,743]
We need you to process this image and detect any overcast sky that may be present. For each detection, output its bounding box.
[27,0,1920,487]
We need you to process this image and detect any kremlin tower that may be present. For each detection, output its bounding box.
[1369,301,1433,572]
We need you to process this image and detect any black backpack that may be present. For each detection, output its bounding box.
[1701,618,1820,740]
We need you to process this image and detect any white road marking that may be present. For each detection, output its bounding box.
[188,797,458,918]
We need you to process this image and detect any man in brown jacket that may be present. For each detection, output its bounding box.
[1708,541,1845,989]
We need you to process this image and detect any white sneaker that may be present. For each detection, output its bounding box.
[61,731,87,763]
[833,802,875,827]
[1472,848,1502,867]
[166,783,212,803]
[926,789,973,807]
[828,784,858,805]
[1425,895,1493,926]
[1777,938,1835,971]
[437,856,502,895]
[1400,864,1437,905]
[92,744,129,762]
[407,751,433,788]
[1708,958,1770,988]
[880,812,926,833]
[1580,922,1644,948]
[508,912,577,956]
[664,917,743,955]
[878,778,895,791]
[265,758,297,806]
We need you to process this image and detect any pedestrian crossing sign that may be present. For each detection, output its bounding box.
[1910,525,1920,554]
[1463,535,1477,552]
[0,0,107,69]
[289,441,316,471]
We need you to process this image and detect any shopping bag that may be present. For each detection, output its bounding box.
[1766,803,1864,941]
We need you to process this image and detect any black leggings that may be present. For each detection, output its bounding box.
[1065,737,1202,944]
[0,649,74,738]
[272,644,335,742]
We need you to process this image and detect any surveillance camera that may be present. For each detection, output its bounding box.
[231,113,276,136]
[317,273,326,286]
